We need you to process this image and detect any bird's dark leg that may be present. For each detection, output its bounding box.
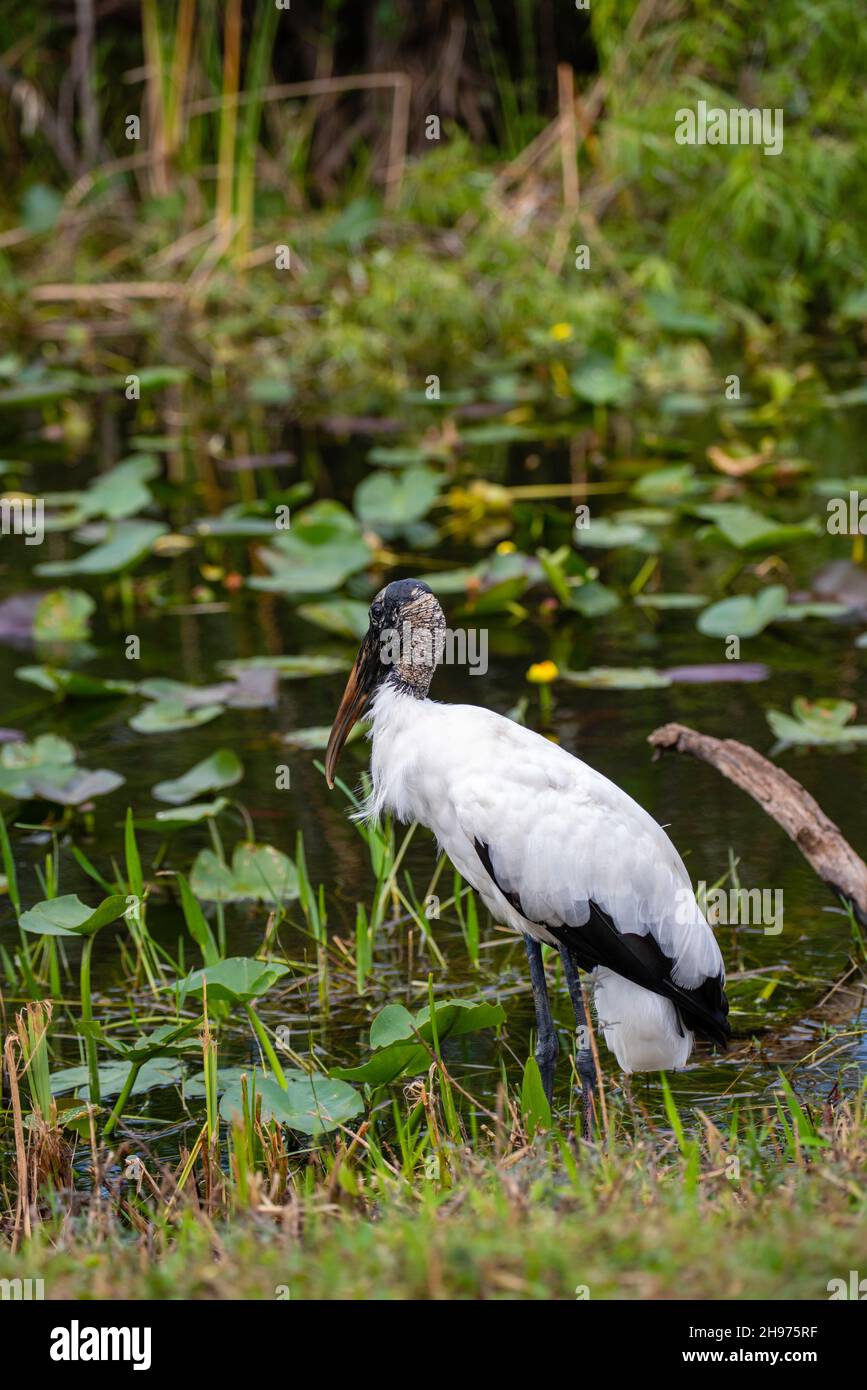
[558,945,597,1139]
[523,934,558,1107]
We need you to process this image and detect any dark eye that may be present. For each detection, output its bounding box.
[371,602,384,623]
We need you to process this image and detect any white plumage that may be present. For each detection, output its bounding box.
[325,578,729,1108]
[364,681,725,1073]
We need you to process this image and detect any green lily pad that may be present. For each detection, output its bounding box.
[80,455,160,522]
[297,599,369,641]
[16,665,137,698]
[181,956,291,1003]
[19,893,129,937]
[281,722,367,751]
[332,998,506,1087]
[250,501,372,596]
[218,1072,364,1135]
[354,466,442,536]
[35,520,168,577]
[697,586,789,639]
[219,654,350,680]
[635,592,708,610]
[129,699,224,734]
[561,666,672,690]
[570,355,632,406]
[50,1057,183,1099]
[0,734,123,803]
[32,589,95,642]
[190,843,299,904]
[631,465,700,503]
[575,518,658,551]
[132,798,229,830]
[767,697,867,748]
[694,504,819,551]
[152,749,243,805]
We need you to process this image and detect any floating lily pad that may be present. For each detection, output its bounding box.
[635,592,708,611]
[50,1058,183,1099]
[767,697,867,748]
[694,504,819,551]
[181,956,291,1003]
[129,699,224,734]
[332,999,506,1087]
[78,455,159,522]
[297,599,369,640]
[570,355,632,406]
[697,586,789,638]
[16,664,137,698]
[32,589,95,642]
[561,666,672,690]
[152,749,243,805]
[631,465,700,503]
[353,466,442,536]
[281,722,366,751]
[575,518,658,551]
[220,654,350,680]
[250,501,372,596]
[0,734,123,803]
[218,1072,364,1135]
[35,520,168,577]
[190,844,299,904]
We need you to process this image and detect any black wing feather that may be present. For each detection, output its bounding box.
[474,838,730,1048]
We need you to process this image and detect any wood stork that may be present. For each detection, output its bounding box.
[325,579,730,1133]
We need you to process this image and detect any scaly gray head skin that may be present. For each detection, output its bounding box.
[325,579,445,787]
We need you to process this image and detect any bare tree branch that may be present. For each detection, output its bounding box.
[648,722,867,928]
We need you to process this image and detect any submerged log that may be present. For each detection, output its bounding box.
[648,722,867,929]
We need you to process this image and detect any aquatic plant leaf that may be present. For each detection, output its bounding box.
[220,655,350,680]
[631,465,700,503]
[297,599,369,640]
[181,956,291,1003]
[35,768,124,805]
[576,519,658,551]
[32,589,95,642]
[131,798,229,829]
[767,698,867,748]
[568,581,620,617]
[104,1020,202,1061]
[80,455,159,521]
[697,586,788,638]
[353,466,442,534]
[129,699,224,734]
[333,999,506,1086]
[634,592,708,610]
[0,734,123,802]
[50,1058,183,1099]
[570,355,632,406]
[19,893,129,937]
[218,1073,364,1135]
[152,749,243,805]
[16,665,137,698]
[369,1004,415,1048]
[694,504,819,550]
[35,520,168,577]
[561,667,672,689]
[190,844,299,904]
[280,723,366,751]
[521,1056,552,1138]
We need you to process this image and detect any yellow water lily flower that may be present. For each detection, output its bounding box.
[526,660,559,684]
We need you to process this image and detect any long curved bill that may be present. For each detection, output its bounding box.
[325,632,379,788]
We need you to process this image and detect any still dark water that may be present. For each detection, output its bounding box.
[1,399,865,1151]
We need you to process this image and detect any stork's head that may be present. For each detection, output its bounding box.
[325,578,445,787]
